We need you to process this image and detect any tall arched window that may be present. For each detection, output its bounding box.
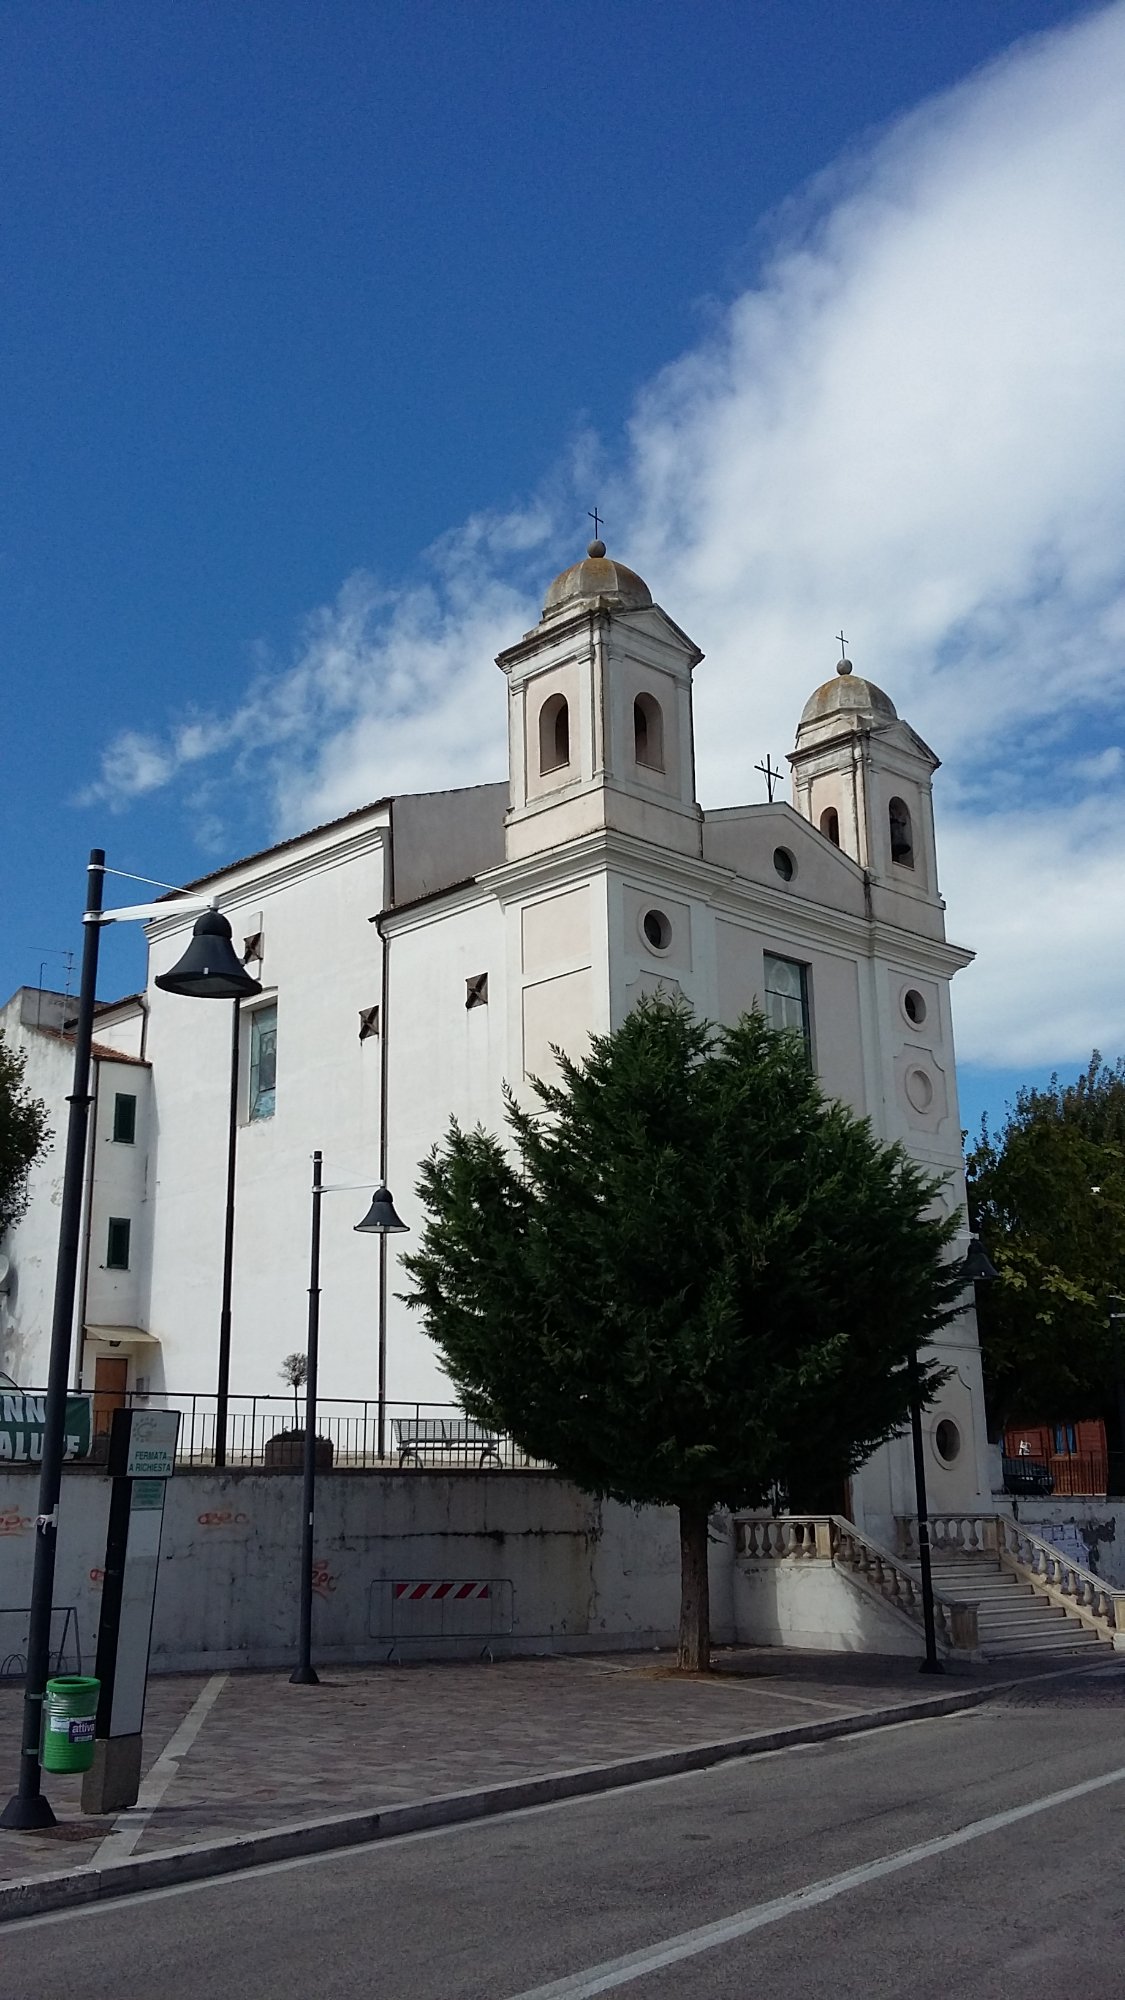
[633,693,664,771]
[539,693,570,774]
[820,807,840,847]
[889,796,914,868]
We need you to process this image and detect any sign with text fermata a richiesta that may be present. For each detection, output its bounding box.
[123,1410,180,1479]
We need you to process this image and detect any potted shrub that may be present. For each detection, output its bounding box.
[264,1353,334,1469]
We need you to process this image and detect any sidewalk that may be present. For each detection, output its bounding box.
[0,1648,1112,1916]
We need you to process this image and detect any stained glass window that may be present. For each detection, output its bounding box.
[249,1005,277,1121]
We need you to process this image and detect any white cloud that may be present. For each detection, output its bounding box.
[942,798,1125,1067]
[85,3,1125,1067]
[1068,745,1123,783]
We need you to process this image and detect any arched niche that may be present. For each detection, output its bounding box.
[820,806,840,847]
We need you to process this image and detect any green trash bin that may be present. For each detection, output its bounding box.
[41,1676,100,1774]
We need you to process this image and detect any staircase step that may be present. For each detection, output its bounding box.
[972,1608,1064,1624]
[943,1582,1037,1600]
[983,1628,1104,1654]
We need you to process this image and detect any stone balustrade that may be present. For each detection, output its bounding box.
[735,1513,979,1652]
[997,1517,1125,1642]
[895,1513,999,1558]
[894,1511,1125,1649]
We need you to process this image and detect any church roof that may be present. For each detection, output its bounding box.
[542,540,653,620]
[799,660,898,728]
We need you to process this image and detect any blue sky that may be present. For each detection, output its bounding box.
[5,0,1122,1138]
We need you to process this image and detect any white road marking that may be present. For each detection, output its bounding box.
[89,1673,229,1867]
[506,1760,1125,1998]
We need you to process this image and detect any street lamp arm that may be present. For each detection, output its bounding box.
[85,894,216,927]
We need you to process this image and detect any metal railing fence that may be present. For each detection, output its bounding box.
[14,1389,547,1472]
[1002,1452,1111,1499]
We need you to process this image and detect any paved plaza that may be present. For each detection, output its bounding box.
[0,1646,1095,1904]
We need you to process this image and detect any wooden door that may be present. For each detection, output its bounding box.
[93,1355,128,1445]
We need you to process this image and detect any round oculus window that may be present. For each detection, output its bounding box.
[934,1419,961,1465]
[773,847,795,882]
[641,909,672,952]
[903,988,927,1026]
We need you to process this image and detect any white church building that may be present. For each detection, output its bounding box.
[1,540,991,1548]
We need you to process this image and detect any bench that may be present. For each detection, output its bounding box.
[394,1418,505,1469]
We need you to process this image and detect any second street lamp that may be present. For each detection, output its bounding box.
[290,1158,407,1687]
[909,1233,998,1677]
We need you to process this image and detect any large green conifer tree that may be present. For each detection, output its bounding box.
[403,999,963,1669]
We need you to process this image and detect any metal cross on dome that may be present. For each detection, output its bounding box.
[836,629,849,662]
[588,506,603,541]
[754,755,783,803]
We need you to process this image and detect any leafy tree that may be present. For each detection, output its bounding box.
[966,1054,1125,1432]
[403,999,963,1671]
[0,1036,51,1238]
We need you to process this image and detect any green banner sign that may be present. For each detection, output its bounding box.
[0,1392,92,1463]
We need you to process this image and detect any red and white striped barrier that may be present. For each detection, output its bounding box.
[393,1580,491,1603]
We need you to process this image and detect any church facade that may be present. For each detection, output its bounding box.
[2,543,990,1545]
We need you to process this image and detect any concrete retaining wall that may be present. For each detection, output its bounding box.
[1,1467,954,1672]
[0,1467,738,1673]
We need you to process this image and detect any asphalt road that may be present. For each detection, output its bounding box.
[6,1665,1125,1999]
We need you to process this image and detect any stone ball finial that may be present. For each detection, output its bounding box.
[836,658,853,677]
[587,538,607,558]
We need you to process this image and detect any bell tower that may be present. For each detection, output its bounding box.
[788,653,942,910]
[497,540,704,865]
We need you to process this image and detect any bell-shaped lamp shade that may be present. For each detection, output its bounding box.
[154,909,264,1001]
[961,1235,999,1286]
[354,1186,408,1235]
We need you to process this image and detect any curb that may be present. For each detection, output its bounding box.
[0,1677,1019,1924]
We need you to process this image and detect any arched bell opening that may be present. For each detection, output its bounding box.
[889,796,914,868]
[633,693,664,772]
[539,692,570,774]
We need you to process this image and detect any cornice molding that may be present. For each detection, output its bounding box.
[144,822,389,940]
[474,829,974,974]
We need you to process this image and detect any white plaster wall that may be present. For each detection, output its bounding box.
[141,827,388,1405]
[733,1560,926,1657]
[83,1059,152,1340]
[382,890,509,1402]
[704,804,868,919]
[0,1004,74,1386]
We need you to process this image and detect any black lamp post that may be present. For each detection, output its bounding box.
[291,1160,407,1687]
[3,867,260,1832]
[910,1233,998,1678]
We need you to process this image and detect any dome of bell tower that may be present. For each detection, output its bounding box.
[799,656,898,729]
[542,541,653,620]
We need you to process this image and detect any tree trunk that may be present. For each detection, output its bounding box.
[677,1496,711,1673]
